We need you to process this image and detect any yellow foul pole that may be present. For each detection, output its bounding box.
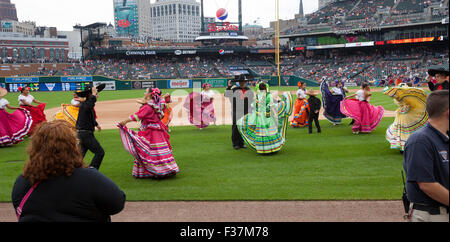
[275,0,281,86]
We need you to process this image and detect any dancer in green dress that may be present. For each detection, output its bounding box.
[237,82,294,154]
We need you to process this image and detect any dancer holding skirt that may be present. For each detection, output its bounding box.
[0,87,33,147]
[340,82,384,134]
[118,88,179,179]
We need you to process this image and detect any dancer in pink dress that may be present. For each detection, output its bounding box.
[183,83,217,129]
[118,88,179,179]
[0,87,33,147]
[340,82,385,134]
[17,87,46,135]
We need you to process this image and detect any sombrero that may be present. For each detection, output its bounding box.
[232,74,254,82]
[75,83,107,98]
[428,64,449,77]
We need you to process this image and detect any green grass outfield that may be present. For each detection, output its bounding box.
[0,117,404,202]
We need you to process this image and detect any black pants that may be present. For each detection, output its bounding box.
[77,130,105,170]
[231,124,245,148]
[309,111,321,134]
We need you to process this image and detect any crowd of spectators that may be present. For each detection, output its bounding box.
[3,44,448,89]
[282,0,448,35]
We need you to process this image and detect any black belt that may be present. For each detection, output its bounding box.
[77,129,94,133]
[413,203,449,215]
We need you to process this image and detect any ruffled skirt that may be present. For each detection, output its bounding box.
[291,98,309,127]
[55,105,79,127]
[340,99,384,133]
[238,93,294,154]
[384,86,428,151]
[118,124,179,179]
[320,81,347,125]
[21,103,46,135]
[184,92,216,129]
[0,109,33,147]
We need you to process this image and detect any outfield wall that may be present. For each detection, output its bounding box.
[0,75,318,92]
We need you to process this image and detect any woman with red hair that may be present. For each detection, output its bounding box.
[118,88,179,179]
[12,120,125,222]
[17,86,46,135]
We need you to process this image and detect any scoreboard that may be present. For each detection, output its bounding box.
[5,82,93,92]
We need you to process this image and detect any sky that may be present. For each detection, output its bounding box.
[13,0,319,31]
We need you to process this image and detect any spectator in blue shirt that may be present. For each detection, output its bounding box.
[403,90,449,222]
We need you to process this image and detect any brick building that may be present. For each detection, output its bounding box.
[0,34,69,62]
[0,0,18,21]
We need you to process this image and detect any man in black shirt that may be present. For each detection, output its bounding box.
[76,86,105,170]
[308,91,321,134]
[224,75,254,150]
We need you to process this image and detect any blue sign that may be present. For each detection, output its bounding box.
[61,76,93,83]
[39,83,63,92]
[5,77,39,83]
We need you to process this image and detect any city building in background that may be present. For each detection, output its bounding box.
[58,29,82,59]
[0,34,69,62]
[151,0,201,42]
[114,0,151,38]
[0,20,35,36]
[0,0,17,21]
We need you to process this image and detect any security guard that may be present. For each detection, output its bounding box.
[403,90,449,222]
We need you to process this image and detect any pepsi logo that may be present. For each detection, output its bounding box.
[216,8,228,21]
[219,49,225,55]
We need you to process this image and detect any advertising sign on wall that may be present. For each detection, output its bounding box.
[203,79,228,88]
[39,83,63,92]
[5,77,39,83]
[93,81,116,91]
[132,81,156,89]
[168,80,191,89]
[61,76,93,83]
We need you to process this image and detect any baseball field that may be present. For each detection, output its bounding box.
[0,87,409,221]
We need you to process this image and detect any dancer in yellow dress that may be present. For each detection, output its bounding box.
[55,93,84,127]
[384,83,429,151]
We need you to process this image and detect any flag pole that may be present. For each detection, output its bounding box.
[276,0,281,86]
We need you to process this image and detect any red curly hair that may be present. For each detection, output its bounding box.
[23,120,86,184]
